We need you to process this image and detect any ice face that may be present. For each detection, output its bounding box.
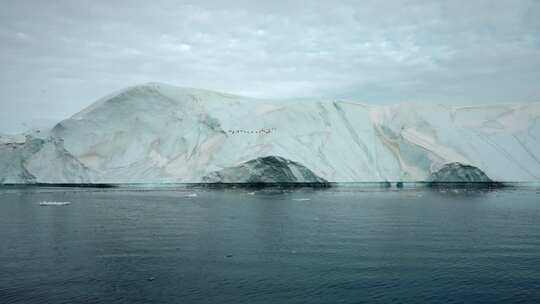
[2,83,540,184]
[0,136,93,184]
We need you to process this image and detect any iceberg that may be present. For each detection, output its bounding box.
[39,201,72,206]
[1,82,539,184]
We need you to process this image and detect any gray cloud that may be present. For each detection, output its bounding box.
[1,0,539,133]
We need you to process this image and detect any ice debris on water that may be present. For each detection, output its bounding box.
[184,193,197,198]
[39,201,72,206]
[292,198,311,201]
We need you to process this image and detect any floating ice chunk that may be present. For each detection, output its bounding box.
[292,198,311,201]
[184,193,198,198]
[39,201,72,206]
[247,191,256,195]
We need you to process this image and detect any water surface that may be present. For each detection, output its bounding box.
[1,186,539,303]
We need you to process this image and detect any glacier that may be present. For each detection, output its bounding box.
[1,82,539,184]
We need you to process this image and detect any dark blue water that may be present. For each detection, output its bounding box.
[1,186,539,303]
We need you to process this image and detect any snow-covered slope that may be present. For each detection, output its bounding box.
[2,83,539,183]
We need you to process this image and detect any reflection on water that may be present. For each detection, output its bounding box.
[0,185,539,303]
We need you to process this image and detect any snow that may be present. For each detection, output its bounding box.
[2,82,540,183]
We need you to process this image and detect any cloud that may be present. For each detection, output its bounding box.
[0,0,539,133]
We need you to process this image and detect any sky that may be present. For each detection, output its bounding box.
[1,0,540,133]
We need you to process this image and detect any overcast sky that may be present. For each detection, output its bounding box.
[1,0,539,133]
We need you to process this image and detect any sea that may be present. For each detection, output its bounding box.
[1,184,539,303]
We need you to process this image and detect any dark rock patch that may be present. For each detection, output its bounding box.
[202,155,328,184]
[428,162,502,188]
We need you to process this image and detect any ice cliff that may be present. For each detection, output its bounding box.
[0,136,93,183]
[1,82,539,184]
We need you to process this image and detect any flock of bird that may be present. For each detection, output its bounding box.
[227,128,277,135]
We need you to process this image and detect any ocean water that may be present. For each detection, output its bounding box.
[0,185,539,303]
